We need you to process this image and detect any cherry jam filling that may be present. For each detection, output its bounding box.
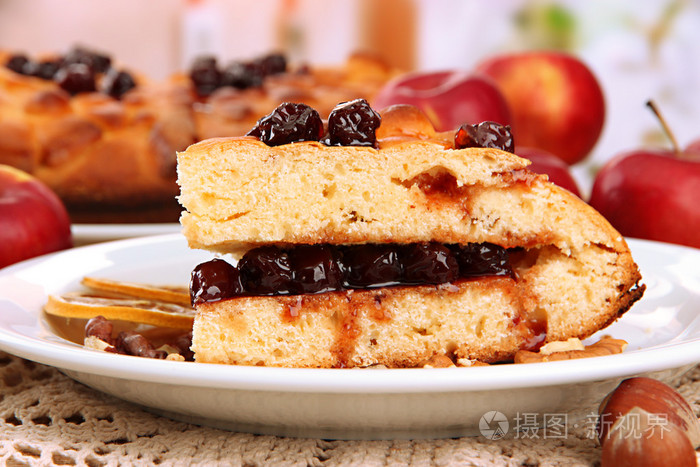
[190,242,513,306]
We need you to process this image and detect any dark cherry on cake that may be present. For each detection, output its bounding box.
[61,46,112,73]
[188,52,288,97]
[248,100,514,153]
[324,99,382,148]
[455,121,514,152]
[5,54,31,74]
[101,68,136,99]
[238,246,295,295]
[221,61,263,89]
[247,99,383,148]
[339,244,402,288]
[54,63,97,95]
[4,46,137,99]
[189,55,221,97]
[246,102,324,146]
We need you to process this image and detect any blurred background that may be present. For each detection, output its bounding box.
[1,0,699,192]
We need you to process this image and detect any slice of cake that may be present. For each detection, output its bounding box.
[177,102,644,368]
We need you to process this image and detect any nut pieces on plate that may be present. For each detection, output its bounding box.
[513,336,627,363]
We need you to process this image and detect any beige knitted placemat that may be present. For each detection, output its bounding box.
[0,351,697,467]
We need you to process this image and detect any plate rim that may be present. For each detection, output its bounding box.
[71,223,181,244]
[0,234,699,394]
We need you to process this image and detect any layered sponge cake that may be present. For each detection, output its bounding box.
[177,102,644,368]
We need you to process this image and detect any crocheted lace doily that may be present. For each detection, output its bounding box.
[0,351,697,466]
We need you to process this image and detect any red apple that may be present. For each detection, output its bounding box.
[0,164,73,268]
[476,51,605,165]
[683,138,700,156]
[589,150,700,248]
[589,102,700,249]
[516,146,581,197]
[372,70,512,132]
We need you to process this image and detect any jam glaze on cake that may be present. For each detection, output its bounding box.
[178,103,645,368]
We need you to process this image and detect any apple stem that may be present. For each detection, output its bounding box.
[646,100,682,156]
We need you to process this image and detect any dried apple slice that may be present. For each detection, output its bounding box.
[80,277,191,306]
[45,293,194,329]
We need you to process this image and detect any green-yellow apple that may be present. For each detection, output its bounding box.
[476,51,605,165]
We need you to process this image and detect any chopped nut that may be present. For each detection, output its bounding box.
[456,358,490,367]
[84,335,114,352]
[157,344,191,361]
[539,337,585,355]
[421,354,455,368]
[157,344,182,355]
[351,364,388,370]
[514,336,627,364]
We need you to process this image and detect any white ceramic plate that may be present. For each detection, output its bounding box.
[0,235,699,440]
[71,223,181,246]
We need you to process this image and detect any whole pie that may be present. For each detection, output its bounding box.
[0,47,396,222]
